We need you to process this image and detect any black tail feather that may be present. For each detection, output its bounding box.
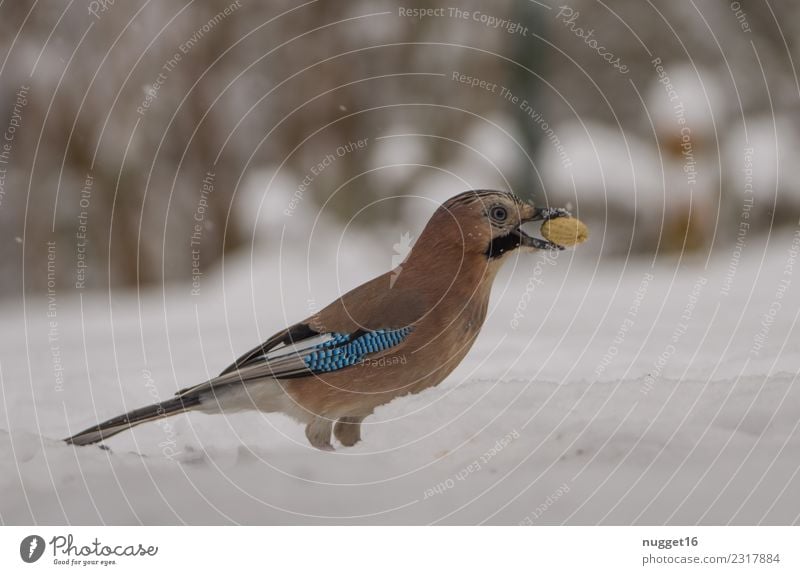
[65,396,201,446]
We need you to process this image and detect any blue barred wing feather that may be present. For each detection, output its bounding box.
[301,328,413,373]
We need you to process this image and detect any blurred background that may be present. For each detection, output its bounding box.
[0,0,798,293]
[2,0,800,526]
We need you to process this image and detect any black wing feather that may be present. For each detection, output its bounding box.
[219,322,319,376]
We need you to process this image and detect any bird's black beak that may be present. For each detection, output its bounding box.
[528,206,572,222]
[513,206,572,250]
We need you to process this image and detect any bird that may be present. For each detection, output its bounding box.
[66,190,569,450]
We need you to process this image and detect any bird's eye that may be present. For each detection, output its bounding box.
[490,206,508,222]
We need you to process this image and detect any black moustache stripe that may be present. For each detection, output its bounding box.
[485,231,522,259]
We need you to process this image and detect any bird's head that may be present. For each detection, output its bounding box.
[417,190,561,260]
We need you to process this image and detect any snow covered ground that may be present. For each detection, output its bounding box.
[1,214,799,525]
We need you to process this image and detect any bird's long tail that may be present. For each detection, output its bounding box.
[65,395,201,446]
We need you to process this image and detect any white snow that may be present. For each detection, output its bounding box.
[1,213,799,525]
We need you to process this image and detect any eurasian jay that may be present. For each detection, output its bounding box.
[66,190,569,450]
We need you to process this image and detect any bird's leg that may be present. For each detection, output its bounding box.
[334,416,365,447]
[305,417,334,451]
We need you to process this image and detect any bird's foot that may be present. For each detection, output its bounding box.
[334,416,364,447]
[305,417,334,451]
